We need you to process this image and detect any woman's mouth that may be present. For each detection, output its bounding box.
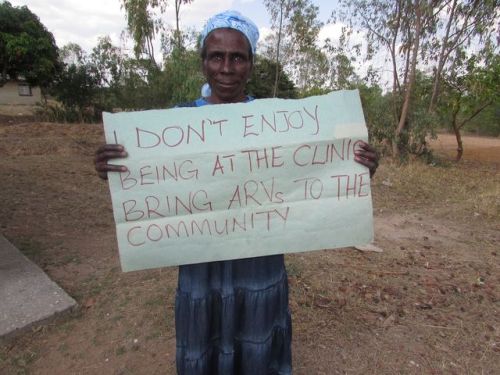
[216,81,238,88]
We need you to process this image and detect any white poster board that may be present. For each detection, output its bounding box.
[103,90,373,271]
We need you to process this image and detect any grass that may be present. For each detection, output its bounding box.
[13,237,44,263]
[374,158,500,220]
[144,295,165,308]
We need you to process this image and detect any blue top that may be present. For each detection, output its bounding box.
[184,96,253,107]
[174,98,292,375]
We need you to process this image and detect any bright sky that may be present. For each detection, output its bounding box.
[9,0,345,53]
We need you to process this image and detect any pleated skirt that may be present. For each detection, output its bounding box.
[175,254,292,375]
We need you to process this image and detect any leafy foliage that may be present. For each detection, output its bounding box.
[263,0,328,93]
[21,0,498,153]
[333,0,499,158]
[49,63,100,122]
[437,55,500,159]
[163,48,204,106]
[121,0,162,63]
[247,56,298,99]
[0,1,60,88]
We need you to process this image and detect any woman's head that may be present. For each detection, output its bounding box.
[200,10,259,104]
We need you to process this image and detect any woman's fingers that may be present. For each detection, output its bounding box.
[354,141,379,177]
[94,144,128,180]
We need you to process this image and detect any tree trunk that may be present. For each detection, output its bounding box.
[394,2,422,157]
[429,0,457,113]
[454,100,492,161]
[273,0,285,98]
[175,0,181,49]
[452,117,463,162]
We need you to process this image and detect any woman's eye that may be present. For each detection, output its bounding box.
[233,55,247,63]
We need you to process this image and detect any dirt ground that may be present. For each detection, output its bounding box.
[0,119,498,375]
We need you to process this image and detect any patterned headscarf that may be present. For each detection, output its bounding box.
[200,10,260,55]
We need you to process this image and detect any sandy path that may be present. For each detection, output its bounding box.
[429,133,500,164]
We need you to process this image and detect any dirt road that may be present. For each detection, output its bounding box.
[429,132,500,164]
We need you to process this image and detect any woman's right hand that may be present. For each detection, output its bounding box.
[94,144,128,180]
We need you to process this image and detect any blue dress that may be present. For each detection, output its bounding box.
[175,97,292,375]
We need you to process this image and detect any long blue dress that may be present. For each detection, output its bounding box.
[175,97,292,375]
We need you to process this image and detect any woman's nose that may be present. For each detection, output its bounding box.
[221,56,233,72]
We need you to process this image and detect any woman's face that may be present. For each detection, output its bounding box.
[202,28,253,104]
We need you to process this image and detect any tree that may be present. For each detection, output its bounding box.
[323,31,360,90]
[438,55,500,161]
[427,0,499,112]
[90,37,124,87]
[334,0,440,156]
[357,83,394,148]
[121,0,163,64]
[263,0,327,94]
[263,0,294,97]
[59,43,86,66]
[88,37,127,111]
[0,1,60,89]
[334,0,500,157]
[246,56,298,99]
[163,48,204,106]
[172,0,193,49]
[51,62,100,122]
[121,0,194,63]
[51,42,117,121]
[423,0,500,156]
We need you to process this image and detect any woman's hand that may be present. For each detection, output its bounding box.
[94,144,128,180]
[354,141,379,178]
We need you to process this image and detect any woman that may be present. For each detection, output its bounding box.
[95,10,379,375]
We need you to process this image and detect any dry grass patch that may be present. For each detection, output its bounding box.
[0,122,498,374]
[373,158,499,221]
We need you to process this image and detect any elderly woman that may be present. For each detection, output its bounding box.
[95,10,378,375]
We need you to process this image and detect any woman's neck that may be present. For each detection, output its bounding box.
[207,94,247,104]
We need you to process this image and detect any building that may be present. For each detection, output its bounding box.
[0,80,42,106]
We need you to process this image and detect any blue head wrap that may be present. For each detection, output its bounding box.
[200,10,259,99]
[200,10,260,55]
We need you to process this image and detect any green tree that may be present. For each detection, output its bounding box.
[172,0,193,49]
[263,0,294,97]
[438,55,500,161]
[334,0,440,156]
[121,0,163,64]
[59,42,86,66]
[115,57,170,110]
[247,56,297,99]
[121,0,194,63]
[427,0,499,112]
[357,84,393,149]
[51,62,100,122]
[0,1,60,89]
[263,0,327,94]
[89,37,126,110]
[90,37,124,87]
[163,48,204,106]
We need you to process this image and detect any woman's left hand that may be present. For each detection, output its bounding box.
[354,141,379,178]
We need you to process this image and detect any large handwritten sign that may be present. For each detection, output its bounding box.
[103,90,373,272]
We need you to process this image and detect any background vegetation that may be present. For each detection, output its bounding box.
[1,0,498,160]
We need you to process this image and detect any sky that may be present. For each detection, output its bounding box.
[9,0,345,54]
